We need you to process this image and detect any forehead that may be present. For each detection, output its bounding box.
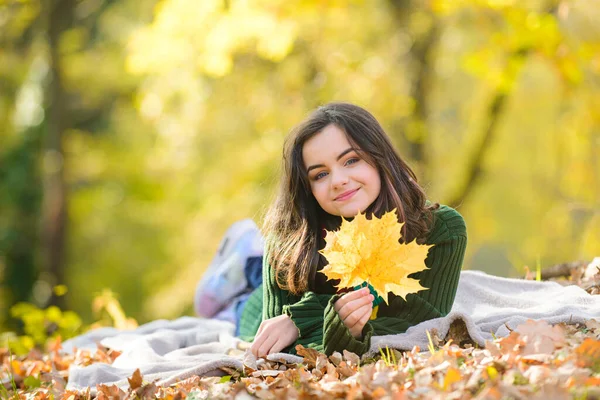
[302,124,352,166]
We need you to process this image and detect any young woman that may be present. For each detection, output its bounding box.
[195,102,467,357]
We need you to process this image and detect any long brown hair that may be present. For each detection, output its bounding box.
[263,102,438,295]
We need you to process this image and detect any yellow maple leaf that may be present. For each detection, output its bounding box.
[319,209,432,304]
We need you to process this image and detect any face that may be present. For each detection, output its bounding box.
[302,124,381,218]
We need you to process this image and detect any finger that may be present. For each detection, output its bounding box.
[257,333,278,358]
[335,288,371,312]
[269,339,288,355]
[335,287,370,311]
[338,294,374,320]
[349,305,373,338]
[250,321,269,356]
[264,318,299,355]
[250,333,266,357]
[353,303,373,329]
[256,319,266,336]
[343,302,372,329]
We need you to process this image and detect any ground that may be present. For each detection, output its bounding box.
[1,260,599,399]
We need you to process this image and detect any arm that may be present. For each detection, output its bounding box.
[261,254,332,353]
[262,256,381,355]
[260,250,371,354]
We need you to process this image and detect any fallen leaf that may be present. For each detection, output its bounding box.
[585,319,600,332]
[336,361,356,378]
[443,367,461,390]
[342,349,360,367]
[523,365,551,385]
[133,382,158,399]
[574,338,600,371]
[516,320,565,355]
[243,350,258,371]
[584,376,600,386]
[295,345,320,369]
[96,384,126,400]
[127,368,143,389]
[329,352,343,366]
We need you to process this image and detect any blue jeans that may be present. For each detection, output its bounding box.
[234,256,263,334]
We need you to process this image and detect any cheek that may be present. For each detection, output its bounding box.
[373,178,382,198]
[310,182,328,203]
[367,169,382,196]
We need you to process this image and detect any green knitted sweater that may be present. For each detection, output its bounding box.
[238,204,467,356]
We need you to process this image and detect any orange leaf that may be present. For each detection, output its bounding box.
[443,367,461,390]
[585,377,600,386]
[295,345,321,369]
[127,368,143,389]
[11,359,25,376]
[575,338,600,370]
[96,384,126,400]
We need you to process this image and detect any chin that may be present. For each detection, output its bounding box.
[339,207,365,218]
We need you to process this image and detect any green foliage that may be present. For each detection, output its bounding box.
[0,126,43,329]
[5,302,83,355]
[23,375,41,390]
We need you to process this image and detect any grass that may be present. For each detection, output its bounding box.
[378,346,397,366]
[426,329,437,355]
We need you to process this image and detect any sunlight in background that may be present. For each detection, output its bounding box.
[0,0,598,325]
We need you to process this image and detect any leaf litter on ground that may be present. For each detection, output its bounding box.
[2,260,600,399]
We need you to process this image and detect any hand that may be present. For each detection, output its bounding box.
[334,287,374,339]
[250,314,299,358]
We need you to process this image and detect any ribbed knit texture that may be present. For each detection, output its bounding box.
[238,204,467,356]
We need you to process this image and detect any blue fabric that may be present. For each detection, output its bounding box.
[244,256,263,290]
[235,256,264,334]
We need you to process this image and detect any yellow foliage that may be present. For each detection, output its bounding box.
[319,210,432,304]
[92,289,138,331]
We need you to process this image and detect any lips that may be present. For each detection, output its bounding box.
[334,188,359,201]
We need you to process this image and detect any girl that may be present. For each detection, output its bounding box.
[195,102,467,357]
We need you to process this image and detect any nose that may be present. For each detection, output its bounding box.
[330,168,349,189]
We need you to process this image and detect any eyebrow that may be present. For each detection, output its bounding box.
[306,148,355,173]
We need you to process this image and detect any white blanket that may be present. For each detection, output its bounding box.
[65,270,600,390]
[369,270,600,356]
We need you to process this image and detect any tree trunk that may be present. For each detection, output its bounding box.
[446,91,507,208]
[42,0,74,308]
[388,0,439,183]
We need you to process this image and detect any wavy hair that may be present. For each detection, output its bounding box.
[263,102,438,295]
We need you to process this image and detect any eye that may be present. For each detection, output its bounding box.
[345,157,360,166]
[314,171,328,180]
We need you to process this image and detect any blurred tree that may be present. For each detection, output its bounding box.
[1,0,160,325]
[0,128,42,329]
[43,0,75,309]
[0,0,45,328]
[1,0,598,328]
[127,0,599,318]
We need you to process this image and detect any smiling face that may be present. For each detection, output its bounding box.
[302,124,381,218]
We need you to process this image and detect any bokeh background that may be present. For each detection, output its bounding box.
[1,0,599,331]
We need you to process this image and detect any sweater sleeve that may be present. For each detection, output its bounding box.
[262,255,343,353]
